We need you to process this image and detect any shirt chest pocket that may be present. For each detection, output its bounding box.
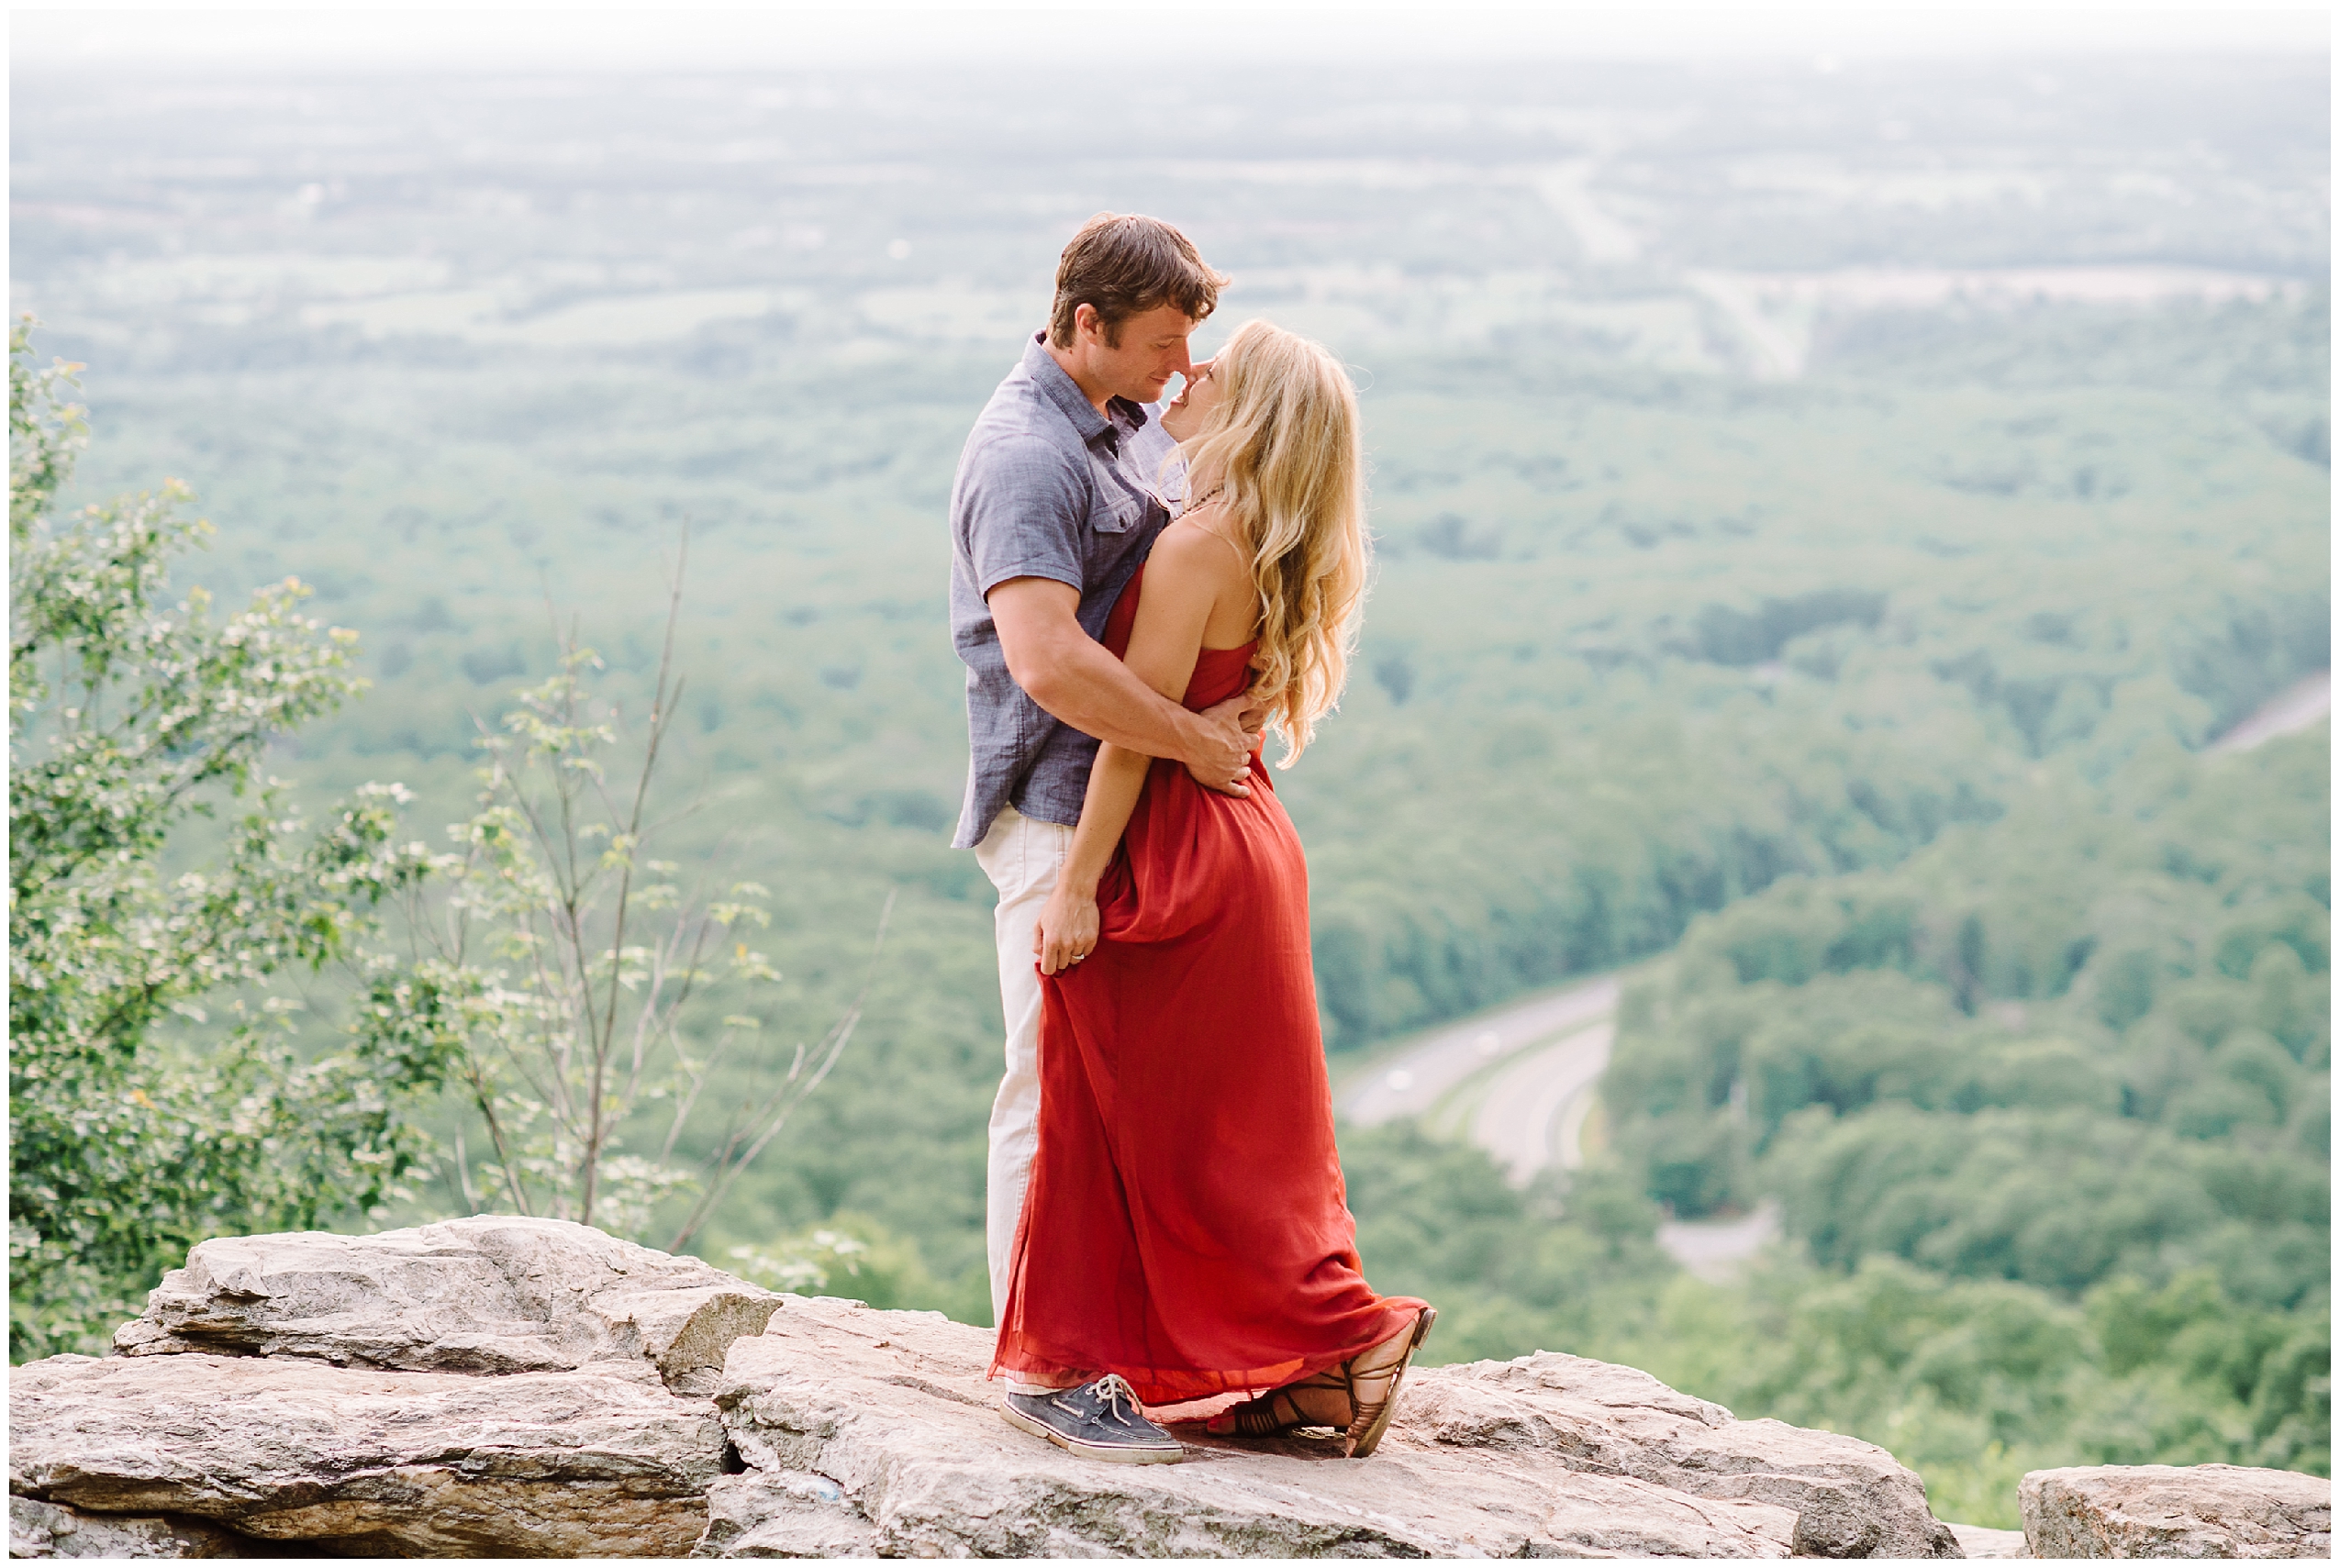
[1086,449,1147,535]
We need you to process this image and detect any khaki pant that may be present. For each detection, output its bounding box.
[974,805,1073,1333]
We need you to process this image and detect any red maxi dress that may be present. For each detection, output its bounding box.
[991,565,1425,1407]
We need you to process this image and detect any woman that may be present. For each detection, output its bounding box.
[991,319,1434,1463]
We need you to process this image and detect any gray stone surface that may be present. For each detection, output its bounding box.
[2022,1464,2332,1559]
[112,1216,779,1393]
[705,1292,1963,1558]
[1408,1351,1960,1557]
[10,1351,724,1557]
[1952,1521,2034,1558]
[692,1471,885,1559]
[8,1496,274,1560]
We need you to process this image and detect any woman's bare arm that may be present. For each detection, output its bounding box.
[1033,743,1149,975]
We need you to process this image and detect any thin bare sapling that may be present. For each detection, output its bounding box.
[383,546,890,1247]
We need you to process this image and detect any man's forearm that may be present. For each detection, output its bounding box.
[1018,632,1202,761]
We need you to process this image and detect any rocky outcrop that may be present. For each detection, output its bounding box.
[12,1352,726,1557]
[2021,1464,2331,1559]
[709,1290,1962,1557]
[113,1216,781,1394]
[10,1218,1967,1558]
[714,1294,1807,1557]
[1399,1351,1957,1557]
[15,1218,772,1558]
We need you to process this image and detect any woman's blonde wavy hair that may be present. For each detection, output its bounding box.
[1176,319,1371,767]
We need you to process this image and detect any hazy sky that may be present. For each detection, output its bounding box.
[14,4,2331,72]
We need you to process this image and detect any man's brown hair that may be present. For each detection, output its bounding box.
[1048,213,1228,350]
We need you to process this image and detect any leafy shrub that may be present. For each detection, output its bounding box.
[8,323,456,1357]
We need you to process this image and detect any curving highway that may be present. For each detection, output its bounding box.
[2208,671,2330,754]
[1468,1023,1614,1184]
[1337,976,1621,1130]
[1335,973,1777,1276]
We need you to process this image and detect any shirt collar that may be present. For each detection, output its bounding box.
[1023,331,1152,446]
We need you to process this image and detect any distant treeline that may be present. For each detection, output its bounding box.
[1304,584,2326,1053]
[1589,724,2328,1496]
[1345,726,2329,1525]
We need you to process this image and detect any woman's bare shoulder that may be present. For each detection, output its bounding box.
[1153,514,1251,584]
[1148,515,1259,650]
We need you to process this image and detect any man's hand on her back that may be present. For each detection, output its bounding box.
[1187,694,1265,797]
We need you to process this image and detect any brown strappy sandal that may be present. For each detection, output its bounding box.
[1205,1367,1352,1438]
[1342,1306,1436,1459]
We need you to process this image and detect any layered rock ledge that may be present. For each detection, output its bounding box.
[0,1216,2048,1556]
[111,1214,781,1393]
[2021,1464,2331,1559]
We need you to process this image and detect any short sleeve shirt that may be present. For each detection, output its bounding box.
[948,332,1181,849]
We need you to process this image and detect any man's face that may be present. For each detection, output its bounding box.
[1081,302,1199,405]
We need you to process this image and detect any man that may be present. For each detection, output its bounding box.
[948,212,1258,1461]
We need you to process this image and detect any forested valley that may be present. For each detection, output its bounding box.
[10,50,2325,1526]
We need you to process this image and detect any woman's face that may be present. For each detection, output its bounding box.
[1160,359,1221,442]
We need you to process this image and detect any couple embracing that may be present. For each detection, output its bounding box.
[948,213,1435,1465]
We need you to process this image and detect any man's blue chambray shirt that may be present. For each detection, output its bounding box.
[948,332,1181,850]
